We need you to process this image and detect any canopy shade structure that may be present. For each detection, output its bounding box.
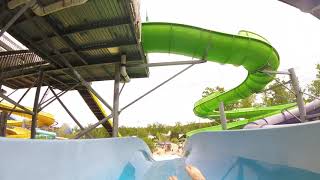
[0,0,147,90]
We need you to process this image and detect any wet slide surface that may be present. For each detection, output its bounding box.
[1,122,320,179]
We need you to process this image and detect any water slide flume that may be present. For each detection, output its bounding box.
[0,102,55,138]
[186,103,296,137]
[142,22,280,118]
[206,103,295,119]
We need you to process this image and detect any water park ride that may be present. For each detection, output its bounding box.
[0,0,320,179]
[0,102,56,138]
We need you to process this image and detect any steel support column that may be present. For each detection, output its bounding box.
[31,71,44,139]
[288,68,307,122]
[219,102,227,130]
[49,87,93,138]
[112,63,121,137]
[0,0,36,37]
[0,111,8,137]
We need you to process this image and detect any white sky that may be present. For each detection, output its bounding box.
[3,0,320,127]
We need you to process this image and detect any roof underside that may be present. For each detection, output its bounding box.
[0,0,148,90]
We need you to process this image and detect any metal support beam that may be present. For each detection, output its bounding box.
[0,92,33,115]
[49,87,93,138]
[8,87,32,117]
[31,71,44,139]
[75,41,135,52]
[0,106,31,114]
[1,55,141,81]
[39,83,80,111]
[45,16,88,65]
[112,63,121,137]
[45,74,69,88]
[0,89,17,103]
[33,17,131,44]
[288,68,307,122]
[0,0,36,37]
[0,111,8,137]
[63,60,113,111]
[260,70,291,75]
[219,102,227,130]
[74,114,113,139]
[120,64,195,112]
[39,87,49,105]
[119,82,126,96]
[128,60,206,68]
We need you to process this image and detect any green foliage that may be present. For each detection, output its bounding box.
[308,64,320,101]
[262,78,295,106]
[142,137,155,152]
[202,86,256,110]
[89,127,111,138]
[202,86,224,98]
[171,137,179,144]
[80,122,214,140]
[156,132,169,142]
[238,94,256,108]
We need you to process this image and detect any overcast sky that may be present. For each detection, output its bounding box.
[3,0,320,127]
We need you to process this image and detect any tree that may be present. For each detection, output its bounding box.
[262,78,295,106]
[201,86,256,110]
[238,94,256,108]
[142,137,155,152]
[202,86,224,98]
[170,137,179,144]
[308,64,320,101]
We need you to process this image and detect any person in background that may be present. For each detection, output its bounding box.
[168,164,206,180]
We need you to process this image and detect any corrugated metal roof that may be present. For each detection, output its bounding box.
[0,0,147,90]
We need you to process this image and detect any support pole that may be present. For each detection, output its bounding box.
[0,0,36,37]
[219,102,227,130]
[0,111,8,137]
[63,60,113,111]
[8,87,32,117]
[31,71,44,139]
[0,89,17,103]
[0,93,33,115]
[74,114,113,139]
[120,64,195,112]
[128,60,206,68]
[39,83,80,111]
[112,63,121,137]
[288,68,307,122]
[49,87,93,138]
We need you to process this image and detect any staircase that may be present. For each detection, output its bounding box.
[78,89,114,136]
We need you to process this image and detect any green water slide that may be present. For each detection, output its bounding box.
[142,22,280,130]
[206,103,295,119]
[186,103,296,137]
